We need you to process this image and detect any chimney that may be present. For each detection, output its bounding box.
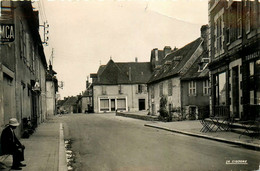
[200,25,209,50]
[163,46,172,57]
[135,57,138,62]
[154,48,159,61]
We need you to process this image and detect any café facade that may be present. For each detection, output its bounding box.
[208,0,260,120]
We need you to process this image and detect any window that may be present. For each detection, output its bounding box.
[138,84,142,93]
[215,16,223,54]
[151,86,154,99]
[226,8,230,44]
[168,80,172,96]
[203,80,210,95]
[245,0,251,33]
[32,47,35,72]
[100,99,109,111]
[117,98,126,110]
[189,81,196,96]
[237,2,242,37]
[214,72,227,106]
[20,20,24,59]
[249,60,260,105]
[26,33,30,66]
[159,83,163,97]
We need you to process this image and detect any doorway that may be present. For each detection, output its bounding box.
[139,99,145,111]
[110,99,115,111]
[232,67,239,118]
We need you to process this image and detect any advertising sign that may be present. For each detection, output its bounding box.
[0,24,15,42]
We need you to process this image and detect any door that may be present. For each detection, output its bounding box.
[111,99,115,111]
[139,99,145,111]
[232,67,239,118]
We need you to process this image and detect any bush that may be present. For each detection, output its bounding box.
[158,95,172,122]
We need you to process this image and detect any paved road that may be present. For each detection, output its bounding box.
[60,114,260,171]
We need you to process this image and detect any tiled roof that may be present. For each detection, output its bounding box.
[57,99,67,107]
[181,51,209,80]
[148,38,202,83]
[62,96,78,106]
[94,59,153,85]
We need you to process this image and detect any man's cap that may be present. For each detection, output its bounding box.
[9,118,19,127]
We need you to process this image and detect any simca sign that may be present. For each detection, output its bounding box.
[0,24,15,42]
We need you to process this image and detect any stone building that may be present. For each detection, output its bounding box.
[208,0,260,120]
[91,59,152,113]
[147,26,210,119]
[80,79,93,113]
[46,63,58,116]
[0,1,47,137]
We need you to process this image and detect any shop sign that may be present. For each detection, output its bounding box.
[0,24,15,42]
[246,50,260,61]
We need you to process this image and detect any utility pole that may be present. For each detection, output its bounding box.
[39,21,49,46]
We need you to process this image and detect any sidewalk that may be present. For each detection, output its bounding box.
[0,117,67,171]
[117,111,260,151]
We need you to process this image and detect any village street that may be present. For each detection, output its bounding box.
[59,114,260,171]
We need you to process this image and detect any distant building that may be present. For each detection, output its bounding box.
[61,96,79,114]
[91,59,153,113]
[208,0,260,120]
[80,79,93,113]
[46,63,58,116]
[0,1,47,137]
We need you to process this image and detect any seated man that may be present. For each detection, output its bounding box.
[1,118,26,170]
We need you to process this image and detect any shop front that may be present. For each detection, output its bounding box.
[98,96,128,113]
[242,47,260,120]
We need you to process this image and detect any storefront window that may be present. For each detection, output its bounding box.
[100,99,109,111]
[219,72,227,105]
[214,72,227,106]
[117,98,126,110]
[250,59,260,105]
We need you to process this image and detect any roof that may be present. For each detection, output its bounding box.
[181,51,209,80]
[148,38,202,83]
[62,96,78,106]
[57,99,67,107]
[93,60,153,85]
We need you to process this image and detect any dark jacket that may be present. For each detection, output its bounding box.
[1,125,22,155]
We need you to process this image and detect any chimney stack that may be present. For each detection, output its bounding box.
[163,46,172,57]
[200,25,209,50]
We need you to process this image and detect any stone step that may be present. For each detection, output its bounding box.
[231,128,259,138]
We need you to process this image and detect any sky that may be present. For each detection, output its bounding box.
[34,0,208,99]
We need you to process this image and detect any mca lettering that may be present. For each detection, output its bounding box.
[0,24,15,42]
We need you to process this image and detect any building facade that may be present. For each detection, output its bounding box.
[46,63,58,116]
[81,79,93,113]
[91,59,152,113]
[148,26,209,118]
[208,0,260,120]
[0,1,48,137]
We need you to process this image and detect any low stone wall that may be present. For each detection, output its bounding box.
[116,112,158,121]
